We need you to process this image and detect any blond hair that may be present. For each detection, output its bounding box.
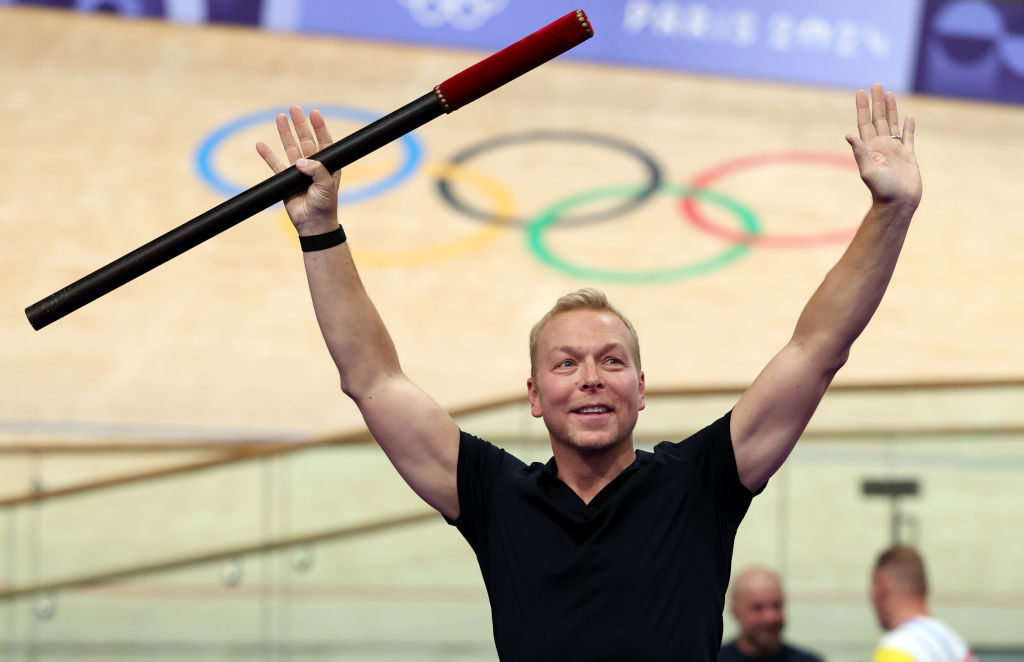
[529,288,641,376]
[875,545,928,598]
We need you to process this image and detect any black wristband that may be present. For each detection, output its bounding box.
[299,225,346,252]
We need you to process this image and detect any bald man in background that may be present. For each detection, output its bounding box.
[719,566,825,662]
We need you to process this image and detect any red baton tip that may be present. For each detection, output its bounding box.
[436,9,594,114]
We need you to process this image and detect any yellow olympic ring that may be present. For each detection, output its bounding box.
[277,161,509,268]
[337,156,405,187]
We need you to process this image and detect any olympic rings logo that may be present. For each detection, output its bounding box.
[194,105,858,284]
[397,0,510,31]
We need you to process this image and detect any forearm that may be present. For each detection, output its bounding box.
[792,199,917,366]
[302,238,461,518]
[302,242,402,399]
[732,200,916,489]
[731,84,921,490]
[257,112,460,515]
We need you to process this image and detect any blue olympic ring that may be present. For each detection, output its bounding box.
[194,105,423,205]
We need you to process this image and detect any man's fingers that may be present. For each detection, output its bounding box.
[276,112,301,163]
[845,134,866,163]
[871,83,888,136]
[309,109,340,186]
[855,89,874,142]
[296,158,339,205]
[299,158,332,185]
[310,109,334,148]
[290,105,318,157]
[902,116,916,149]
[885,91,901,137]
[264,108,341,199]
[255,140,286,174]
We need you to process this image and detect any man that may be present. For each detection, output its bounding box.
[719,566,824,662]
[871,546,976,662]
[255,83,922,660]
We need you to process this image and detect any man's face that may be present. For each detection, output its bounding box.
[527,309,645,453]
[733,578,785,654]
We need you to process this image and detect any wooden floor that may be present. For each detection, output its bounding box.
[3,6,1024,442]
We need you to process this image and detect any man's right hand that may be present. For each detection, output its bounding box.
[255,106,342,235]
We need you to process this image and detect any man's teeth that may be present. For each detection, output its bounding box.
[577,406,609,414]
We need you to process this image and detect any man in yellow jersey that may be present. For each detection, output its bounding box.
[871,546,977,662]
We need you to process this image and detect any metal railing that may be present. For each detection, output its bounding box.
[1,378,1022,661]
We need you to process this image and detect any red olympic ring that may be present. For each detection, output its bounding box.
[681,151,860,248]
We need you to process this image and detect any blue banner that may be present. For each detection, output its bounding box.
[294,0,924,91]
[6,0,933,94]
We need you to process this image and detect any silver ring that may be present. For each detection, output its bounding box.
[890,134,902,140]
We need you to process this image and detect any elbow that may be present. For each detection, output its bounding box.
[826,346,851,376]
[792,335,851,381]
[339,376,358,401]
[336,367,368,402]
[338,366,400,404]
[338,372,375,402]
[802,321,853,367]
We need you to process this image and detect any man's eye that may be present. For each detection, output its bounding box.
[557,360,574,368]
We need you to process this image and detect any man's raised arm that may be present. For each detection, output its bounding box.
[730,83,923,492]
[257,106,460,519]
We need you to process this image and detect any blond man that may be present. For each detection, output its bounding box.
[256,83,922,661]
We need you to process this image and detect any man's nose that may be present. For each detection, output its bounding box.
[580,361,603,389]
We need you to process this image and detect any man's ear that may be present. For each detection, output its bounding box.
[638,370,646,411]
[528,377,543,418]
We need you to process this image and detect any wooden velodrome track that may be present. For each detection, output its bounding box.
[2,5,1024,659]
[3,6,1024,441]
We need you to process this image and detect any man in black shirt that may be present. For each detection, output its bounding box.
[452,404,750,660]
[720,566,825,662]
[255,83,922,660]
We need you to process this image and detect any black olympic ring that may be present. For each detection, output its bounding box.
[436,130,663,228]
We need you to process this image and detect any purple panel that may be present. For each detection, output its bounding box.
[9,0,74,7]
[74,0,164,16]
[10,0,164,15]
[9,0,260,23]
[914,0,1024,103]
[208,0,262,24]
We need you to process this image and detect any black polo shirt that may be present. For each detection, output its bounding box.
[448,411,756,661]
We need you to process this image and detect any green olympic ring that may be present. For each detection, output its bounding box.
[527,183,762,285]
